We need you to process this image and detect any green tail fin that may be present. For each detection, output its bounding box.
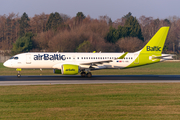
[126,26,170,68]
[140,26,169,54]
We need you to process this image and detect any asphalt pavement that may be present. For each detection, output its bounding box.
[0,75,180,86]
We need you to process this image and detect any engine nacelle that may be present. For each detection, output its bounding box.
[54,64,80,75]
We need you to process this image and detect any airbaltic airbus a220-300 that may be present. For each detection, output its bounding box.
[4,27,170,78]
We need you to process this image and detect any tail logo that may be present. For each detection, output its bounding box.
[147,46,161,51]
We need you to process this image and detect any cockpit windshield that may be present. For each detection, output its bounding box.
[9,56,19,60]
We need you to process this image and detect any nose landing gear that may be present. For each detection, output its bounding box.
[16,68,21,78]
[17,72,21,78]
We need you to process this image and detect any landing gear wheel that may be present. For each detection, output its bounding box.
[81,72,86,77]
[17,73,21,78]
[87,72,92,78]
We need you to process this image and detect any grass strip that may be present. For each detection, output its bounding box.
[0,83,180,119]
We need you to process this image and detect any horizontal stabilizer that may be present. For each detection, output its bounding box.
[152,54,175,60]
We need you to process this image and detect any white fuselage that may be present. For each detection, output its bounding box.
[4,52,140,69]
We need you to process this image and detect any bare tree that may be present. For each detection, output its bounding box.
[33,30,55,51]
[117,37,143,52]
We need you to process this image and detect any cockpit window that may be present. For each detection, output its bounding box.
[9,57,18,60]
[14,57,18,60]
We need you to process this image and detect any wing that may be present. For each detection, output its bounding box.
[79,52,128,68]
[80,60,113,66]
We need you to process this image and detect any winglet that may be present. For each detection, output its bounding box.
[93,51,96,53]
[118,52,128,59]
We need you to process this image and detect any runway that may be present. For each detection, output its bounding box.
[1,75,180,86]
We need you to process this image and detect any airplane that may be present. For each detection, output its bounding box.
[3,26,170,78]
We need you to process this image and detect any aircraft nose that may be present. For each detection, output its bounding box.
[3,60,11,68]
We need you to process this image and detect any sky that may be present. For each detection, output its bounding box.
[1,0,180,21]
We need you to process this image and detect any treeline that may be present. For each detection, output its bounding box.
[0,12,180,55]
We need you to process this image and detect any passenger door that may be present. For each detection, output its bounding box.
[134,54,139,64]
[26,54,31,64]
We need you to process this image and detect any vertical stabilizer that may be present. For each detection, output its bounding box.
[140,26,169,54]
[127,27,170,68]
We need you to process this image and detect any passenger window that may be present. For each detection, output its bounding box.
[81,57,83,59]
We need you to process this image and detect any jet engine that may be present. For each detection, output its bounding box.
[53,64,80,75]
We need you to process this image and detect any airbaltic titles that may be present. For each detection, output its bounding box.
[146,46,161,51]
[34,54,66,61]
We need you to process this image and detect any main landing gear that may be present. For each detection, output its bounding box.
[81,71,92,78]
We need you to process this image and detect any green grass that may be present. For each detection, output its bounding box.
[1,62,180,119]
[1,61,180,76]
[1,83,180,119]
[94,61,180,75]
